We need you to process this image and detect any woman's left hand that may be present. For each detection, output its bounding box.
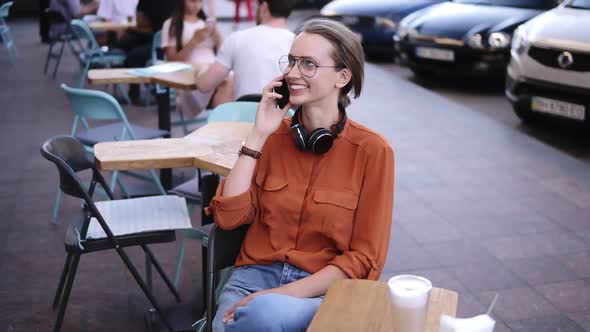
[222,287,290,323]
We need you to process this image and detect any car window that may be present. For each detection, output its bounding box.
[453,0,558,9]
[567,0,590,9]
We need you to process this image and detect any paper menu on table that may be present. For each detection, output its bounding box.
[128,62,192,77]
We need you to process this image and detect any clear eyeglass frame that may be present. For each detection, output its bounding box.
[278,55,343,78]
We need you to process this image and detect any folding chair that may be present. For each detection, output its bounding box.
[50,84,168,224]
[44,9,81,79]
[41,135,192,332]
[194,224,250,332]
[0,1,17,64]
[150,30,162,66]
[69,19,128,102]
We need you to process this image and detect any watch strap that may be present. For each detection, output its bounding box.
[238,144,262,160]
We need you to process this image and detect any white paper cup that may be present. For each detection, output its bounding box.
[388,275,433,332]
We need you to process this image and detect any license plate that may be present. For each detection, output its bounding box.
[415,47,454,62]
[531,96,586,121]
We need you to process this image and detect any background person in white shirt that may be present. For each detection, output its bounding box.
[97,0,139,23]
[195,0,296,101]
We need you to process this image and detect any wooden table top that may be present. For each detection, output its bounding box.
[94,122,253,176]
[87,67,198,90]
[307,279,458,332]
[88,20,136,32]
[152,69,198,90]
[87,68,152,85]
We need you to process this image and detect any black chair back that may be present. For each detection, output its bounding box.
[45,8,68,25]
[205,224,250,332]
[45,8,75,40]
[235,94,262,103]
[41,135,120,242]
[208,224,250,273]
[40,135,109,199]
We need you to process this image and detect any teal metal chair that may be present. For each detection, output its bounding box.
[140,30,165,107]
[51,84,168,224]
[170,101,260,288]
[69,19,128,104]
[0,1,17,64]
[150,30,162,67]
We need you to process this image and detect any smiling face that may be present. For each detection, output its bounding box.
[285,32,349,107]
[184,0,203,16]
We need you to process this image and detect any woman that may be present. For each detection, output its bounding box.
[207,18,395,332]
[161,0,230,118]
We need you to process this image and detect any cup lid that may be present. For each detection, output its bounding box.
[388,275,432,296]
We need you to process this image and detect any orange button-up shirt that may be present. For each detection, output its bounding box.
[207,117,394,280]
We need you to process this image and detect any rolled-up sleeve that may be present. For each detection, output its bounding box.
[205,176,259,230]
[329,142,395,280]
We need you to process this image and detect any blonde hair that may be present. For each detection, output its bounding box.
[298,18,365,108]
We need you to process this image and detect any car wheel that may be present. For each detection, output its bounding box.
[512,102,539,124]
[411,68,435,80]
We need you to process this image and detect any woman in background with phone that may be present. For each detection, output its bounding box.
[161,0,233,119]
[206,18,395,332]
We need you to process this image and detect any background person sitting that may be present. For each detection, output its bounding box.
[161,0,232,118]
[113,0,174,103]
[96,0,138,23]
[195,0,296,101]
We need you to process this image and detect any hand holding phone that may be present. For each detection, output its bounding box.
[205,17,216,30]
[191,27,211,44]
[253,77,292,137]
[273,79,290,109]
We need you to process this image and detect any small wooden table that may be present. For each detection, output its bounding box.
[88,20,136,32]
[88,67,199,134]
[307,279,458,332]
[94,122,252,176]
[88,66,200,188]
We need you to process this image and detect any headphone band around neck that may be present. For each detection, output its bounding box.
[291,104,347,137]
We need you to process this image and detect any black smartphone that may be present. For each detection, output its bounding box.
[274,79,290,109]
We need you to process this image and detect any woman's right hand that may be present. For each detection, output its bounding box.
[253,76,292,138]
[190,27,211,44]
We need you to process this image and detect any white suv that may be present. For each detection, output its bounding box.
[505,0,590,126]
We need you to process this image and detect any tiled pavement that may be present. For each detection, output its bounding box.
[1,5,590,332]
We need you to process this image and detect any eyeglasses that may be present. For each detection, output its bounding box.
[278,55,343,78]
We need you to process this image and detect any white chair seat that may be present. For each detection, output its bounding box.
[86,195,192,240]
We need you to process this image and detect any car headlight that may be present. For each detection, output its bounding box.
[488,32,511,49]
[397,22,409,38]
[511,26,528,55]
[375,17,396,29]
[467,34,484,49]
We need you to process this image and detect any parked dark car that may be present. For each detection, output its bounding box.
[395,0,559,78]
[320,0,445,59]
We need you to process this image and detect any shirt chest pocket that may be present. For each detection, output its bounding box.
[255,174,295,224]
[312,190,359,245]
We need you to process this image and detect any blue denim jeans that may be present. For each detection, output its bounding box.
[212,262,323,332]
